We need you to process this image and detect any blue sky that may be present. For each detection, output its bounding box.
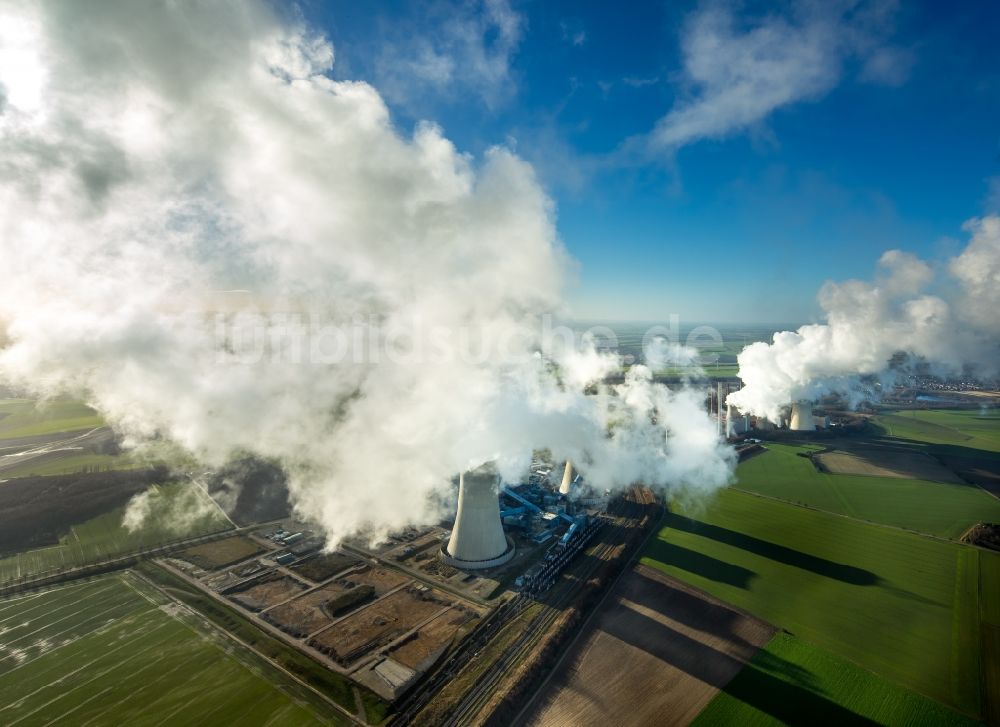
[303,0,1000,324]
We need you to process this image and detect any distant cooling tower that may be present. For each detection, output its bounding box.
[789,401,816,431]
[727,405,749,436]
[559,460,573,495]
[441,470,515,570]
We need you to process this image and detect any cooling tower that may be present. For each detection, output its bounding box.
[727,405,748,436]
[559,460,573,495]
[789,401,816,431]
[441,470,515,570]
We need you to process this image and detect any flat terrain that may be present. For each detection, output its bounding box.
[265,581,359,637]
[815,447,962,482]
[292,552,362,582]
[0,482,232,582]
[0,399,103,440]
[876,409,1000,452]
[229,574,307,611]
[310,586,448,667]
[388,607,478,670]
[0,572,344,725]
[980,550,1000,725]
[178,535,263,570]
[735,441,1000,538]
[692,633,978,726]
[642,488,984,716]
[0,400,138,479]
[525,564,774,727]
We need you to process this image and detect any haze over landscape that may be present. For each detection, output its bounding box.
[0,2,998,726]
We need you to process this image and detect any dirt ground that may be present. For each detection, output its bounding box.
[310,586,450,666]
[523,564,774,727]
[388,606,480,670]
[227,574,305,611]
[816,447,963,483]
[179,536,263,570]
[347,566,409,595]
[290,551,360,582]
[263,581,356,636]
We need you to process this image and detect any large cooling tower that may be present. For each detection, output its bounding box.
[559,460,574,495]
[789,401,816,431]
[441,470,515,570]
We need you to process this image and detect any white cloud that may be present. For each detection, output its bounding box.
[0,0,734,545]
[728,216,1000,421]
[623,76,659,88]
[651,1,912,151]
[375,0,524,109]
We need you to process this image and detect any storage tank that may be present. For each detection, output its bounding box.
[441,469,515,569]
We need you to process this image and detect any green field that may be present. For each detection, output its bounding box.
[137,561,386,722]
[693,632,977,726]
[0,483,232,582]
[0,451,140,478]
[643,488,984,716]
[981,550,1000,725]
[0,573,347,725]
[0,399,104,439]
[876,408,1000,453]
[735,442,1000,538]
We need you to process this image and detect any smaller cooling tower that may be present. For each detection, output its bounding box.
[789,401,816,431]
[559,460,574,495]
[441,470,515,570]
[727,405,748,436]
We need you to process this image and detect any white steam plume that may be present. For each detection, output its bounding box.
[728,218,1000,421]
[0,1,733,544]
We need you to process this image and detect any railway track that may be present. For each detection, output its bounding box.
[440,489,656,726]
[442,534,620,726]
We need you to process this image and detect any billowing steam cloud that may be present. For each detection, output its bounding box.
[0,1,733,543]
[728,217,1000,421]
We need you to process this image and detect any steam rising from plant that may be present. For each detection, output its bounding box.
[728,218,1000,421]
[0,1,734,543]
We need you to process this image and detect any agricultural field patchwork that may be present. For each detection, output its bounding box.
[0,399,104,440]
[980,550,1000,724]
[876,408,1000,452]
[692,632,978,726]
[0,573,345,725]
[0,483,232,582]
[525,564,775,727]
[735,442,1000,538]
[643,488,986,716]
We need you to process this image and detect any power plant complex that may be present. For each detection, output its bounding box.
[715,381,830,436]
[440,460,595,575]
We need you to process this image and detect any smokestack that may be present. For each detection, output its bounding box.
[442,469,515,569]
[559,460,573,495]
[789,401,816,431]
